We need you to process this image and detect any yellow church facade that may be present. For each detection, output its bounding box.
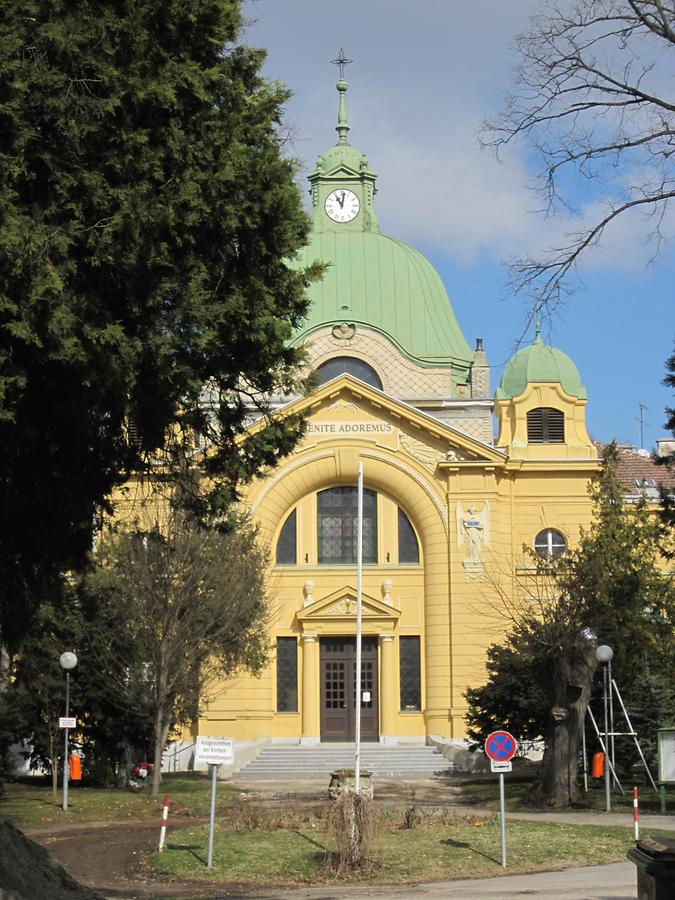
[190,77,599,748]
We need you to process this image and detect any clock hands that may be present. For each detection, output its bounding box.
[325,189,359,222]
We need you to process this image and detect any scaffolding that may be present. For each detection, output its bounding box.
[582,677,658,794]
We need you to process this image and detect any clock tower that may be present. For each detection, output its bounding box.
[308,77,379,234]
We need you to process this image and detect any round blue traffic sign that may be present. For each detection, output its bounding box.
[485,730,517,762]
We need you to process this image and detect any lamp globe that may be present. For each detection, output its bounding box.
[59,652,78,670]
[595,644,614,664]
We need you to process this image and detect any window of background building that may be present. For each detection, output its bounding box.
[527,407,565,443]
[275,509,297,565]
[318,487,377,564]
[399,636,421,711]
[315,357,383,390]
[534,528,567,558]
[398,508,420,563]
[276,637,298,712]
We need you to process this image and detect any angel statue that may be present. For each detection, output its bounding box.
[456,501,489,565]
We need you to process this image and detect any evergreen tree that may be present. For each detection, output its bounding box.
[0,0,319,646]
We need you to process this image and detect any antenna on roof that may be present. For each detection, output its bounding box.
[636,403,649,450]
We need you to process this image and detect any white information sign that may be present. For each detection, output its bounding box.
[194,736,233,767]
[59,717,76,729]
[658,730,675,783]
[491,759,512,773]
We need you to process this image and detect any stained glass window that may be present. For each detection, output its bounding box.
[276,509,297,565]
[276,637,298,712]
[317,487,377,564]
[316,357,383,390]
[399,636,421,711]
[398,508,420,563]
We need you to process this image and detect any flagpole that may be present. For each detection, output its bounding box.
[354,462,363,794]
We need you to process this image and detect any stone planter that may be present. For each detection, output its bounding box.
[328,768,373,800]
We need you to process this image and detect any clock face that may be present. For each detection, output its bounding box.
[324,189,360,223]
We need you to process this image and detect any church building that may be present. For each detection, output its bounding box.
[195,76,599,750]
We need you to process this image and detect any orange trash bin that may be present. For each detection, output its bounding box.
[69,753,82,782]
[591,751,604,778]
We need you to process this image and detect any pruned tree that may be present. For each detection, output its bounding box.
[82,514,270,796]
[481,0,675,312]
[466,443,675,806]
[0,0,319,648]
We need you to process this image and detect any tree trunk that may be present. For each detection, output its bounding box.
[151,706,171,797]
[530,643,597,807]
[48,730,58,797]
[117,742,133,789]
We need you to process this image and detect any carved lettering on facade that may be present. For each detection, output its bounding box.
[307,421,394,435]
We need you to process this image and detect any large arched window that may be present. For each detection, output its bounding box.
[316,357,383,390]
[527,407,565,443]
[398,508,420,563]
[318,487,377,564]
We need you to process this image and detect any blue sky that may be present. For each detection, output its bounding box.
[244,0,674,448]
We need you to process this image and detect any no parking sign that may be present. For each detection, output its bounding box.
[485,730,517,772]
[485,730,518,868]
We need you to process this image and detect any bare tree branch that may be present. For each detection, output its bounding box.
[481,0,675,307]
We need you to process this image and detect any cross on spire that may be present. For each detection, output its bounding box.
[331,49,353,80]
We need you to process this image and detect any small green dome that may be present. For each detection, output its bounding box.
[496,330,586,399]
[319,142,367,173]
[293,230,473,367]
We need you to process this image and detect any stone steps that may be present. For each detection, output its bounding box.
[236,745,454,779]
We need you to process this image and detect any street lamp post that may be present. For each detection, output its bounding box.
[59,651,77,812]
[595,644,614,812]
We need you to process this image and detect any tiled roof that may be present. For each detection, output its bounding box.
[604,444,675,501]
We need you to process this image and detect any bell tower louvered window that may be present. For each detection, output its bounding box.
[527,407,564,444]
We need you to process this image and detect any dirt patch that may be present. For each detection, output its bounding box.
[0,818,104,900]
[30,821,218,899]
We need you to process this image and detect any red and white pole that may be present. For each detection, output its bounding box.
[158,795,172,852]
[633,786,639,841]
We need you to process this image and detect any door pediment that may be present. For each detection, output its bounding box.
[297,585,400,633]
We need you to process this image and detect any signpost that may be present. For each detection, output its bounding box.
[485,730,518,868]
[194,736,233,868]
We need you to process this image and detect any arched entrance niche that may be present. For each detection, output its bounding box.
[249,443,453,741]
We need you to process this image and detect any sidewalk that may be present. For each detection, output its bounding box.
[256,861,635,899]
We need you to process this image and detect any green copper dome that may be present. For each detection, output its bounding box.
[496,329,586,399]
[293,230,473,367]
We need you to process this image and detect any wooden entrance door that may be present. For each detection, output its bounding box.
[320,637,379,741]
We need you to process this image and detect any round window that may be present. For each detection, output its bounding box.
[534,528,567,558]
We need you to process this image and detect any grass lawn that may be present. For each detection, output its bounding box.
[0,773,233,827]
[152,809,663,885]
[458,775,675,815]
